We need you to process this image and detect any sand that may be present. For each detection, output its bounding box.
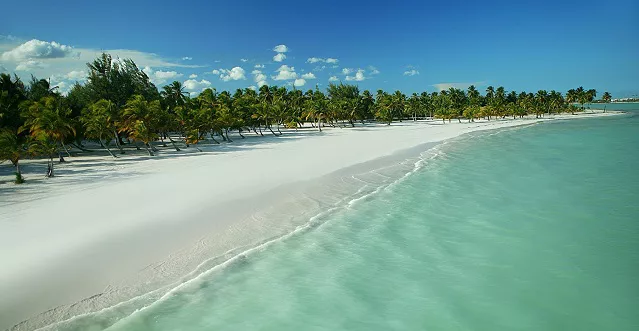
[0,110,623,330]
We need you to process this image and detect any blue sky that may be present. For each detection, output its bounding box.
[0,0,637,97]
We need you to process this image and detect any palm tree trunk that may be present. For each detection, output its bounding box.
[160,134,168,147]
[167,135,181,151]
[100,135,117,158]
[258,124,264,136]
[268,124,278,136]
[61,141,71,157]
[209,132,220,144]
[225,129,234,142]
[46,156,54,177]
[113,130,125,154]
[238,128,245,138]
[144,143,154,156]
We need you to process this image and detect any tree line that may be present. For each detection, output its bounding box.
[1,53,609,184]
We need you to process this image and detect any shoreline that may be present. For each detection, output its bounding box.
[0,110,624,330]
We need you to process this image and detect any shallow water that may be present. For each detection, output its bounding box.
[51,105,639,330]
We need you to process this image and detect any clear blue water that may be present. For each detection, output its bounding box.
[56,105,639,331]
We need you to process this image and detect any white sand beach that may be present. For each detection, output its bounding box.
[0,110,621,330]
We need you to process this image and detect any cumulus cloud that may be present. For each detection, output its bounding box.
[189,74,197,78]
[313,65,327,72]
[329,76,339,82]
[65,70,87,81]
[403,69,419,76]
[307,57,339,64]
[211,69,220,75]
[294,78,306,87]
[254,64,264,68]
[182,56,192,60]
[240,58,248,62]
[368,66,380,75]
[252,69,268,87]
[273,44,288,53]
[183,79,211,92]
[345,69,366,81]
[143,66,183,85]
[301,72,316,79]
[342,68,353,75]
[1,39,78,61]
[273,53,286,62]
[248,85,257,91]
[219,67,246,81]
[0,37,205,86]
[272,65,297,80]
[15,60,46,71]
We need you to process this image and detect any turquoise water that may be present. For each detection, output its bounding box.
[60,106,639,330]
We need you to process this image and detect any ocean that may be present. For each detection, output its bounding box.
[51,105,639,331]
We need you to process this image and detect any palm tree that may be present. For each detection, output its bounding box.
[407,93,421,121]
[20,96,76,162]
[161,81,188,109]
[0,129,28,183]
[534,90,548,118]
[81,99,120,157]
[119,95,161,155]
[602,92,612,112]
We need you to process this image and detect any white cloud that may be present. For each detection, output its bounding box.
[342,68,353,75]
[211,69,220,75]
[252,69,268,86]
[248,85,257,91]
[272,65,297,80]
[294,78,306,87]
[273,44,288,53]
[15,60,46,71]
[403,69,419,76]
[368,66,380,75]
[273,53,286,62]
[345,69,366,81]
[189,73,197,78]
[329,76,339,82]
[1,39,78,61]
[0,37,204,85]
[254,64,264,68]
[65,70,87,81]
[183,79,211,92]
[143,66,183,85]
[432,82,483,91]
[313,65,327,72]
[240,58,248,62]
[219,66,246,81]
[182,56,192,60]
[307,57,339,64]
[301,72,316,79]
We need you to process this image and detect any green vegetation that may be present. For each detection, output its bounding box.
[0,53,604,183]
